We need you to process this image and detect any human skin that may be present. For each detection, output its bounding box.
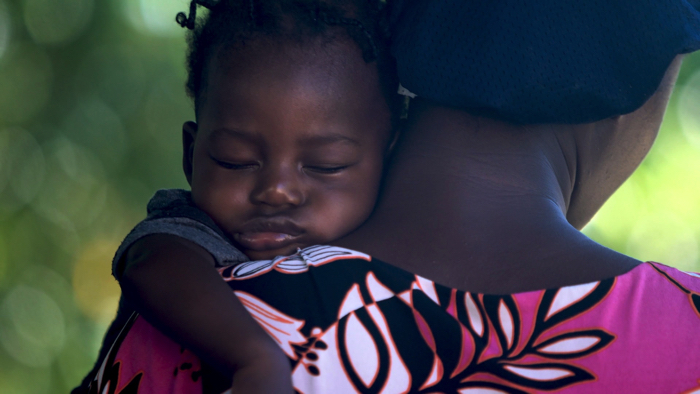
[336,56,683,294]
[185,37,392,261]
[120,36,392,391]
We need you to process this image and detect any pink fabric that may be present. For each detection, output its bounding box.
[88,314,204,393]
[88,250,700,393]
[543,263,700,392]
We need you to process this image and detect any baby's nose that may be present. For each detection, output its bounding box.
[250,165,304,208]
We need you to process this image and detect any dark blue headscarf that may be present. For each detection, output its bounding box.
[388,0,700,124]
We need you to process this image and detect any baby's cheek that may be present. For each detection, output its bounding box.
[310,165,382,242]
[340,189,378,232]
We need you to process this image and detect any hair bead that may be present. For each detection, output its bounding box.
[176,0,218,30]
[176,0,197,29]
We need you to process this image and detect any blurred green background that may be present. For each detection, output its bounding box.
[1,0,700,392]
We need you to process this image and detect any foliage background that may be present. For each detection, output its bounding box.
[1,0,700,392]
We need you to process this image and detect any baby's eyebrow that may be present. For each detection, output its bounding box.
[209,128,257,142]
[298,134,360,147]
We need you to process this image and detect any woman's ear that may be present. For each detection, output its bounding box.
[385,123,402,157]
[182,121,198,186]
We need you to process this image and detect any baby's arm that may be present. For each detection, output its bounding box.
[119,233,293,393]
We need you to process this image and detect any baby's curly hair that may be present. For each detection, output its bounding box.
[177,0,401,122]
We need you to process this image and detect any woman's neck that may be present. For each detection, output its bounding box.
[336,101,639,293]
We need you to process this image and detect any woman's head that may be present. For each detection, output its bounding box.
[394,57,683,233]
[178,0,400,260]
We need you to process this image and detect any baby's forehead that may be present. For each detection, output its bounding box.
[199,36,368,109]
[211,35,371,82]
[209,39,386,105]
[198,38,393,147]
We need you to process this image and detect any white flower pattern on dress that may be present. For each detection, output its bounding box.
[221,246,370,280]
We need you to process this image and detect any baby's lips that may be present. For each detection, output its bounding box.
[234,230,302,252]
[238,218,305,236]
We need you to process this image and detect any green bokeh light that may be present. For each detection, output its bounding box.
[0,363,51,394]
[73,45,147,118]
[23,0,94,45]
[0,128,45,217]
[0,234,7,289]
[0,285,66,367]
[0,1,10,60]
[33,136,108,229]
[0,43,52,124]
[62,97,128,172]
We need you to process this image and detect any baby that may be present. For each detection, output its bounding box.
[77,0,401,393]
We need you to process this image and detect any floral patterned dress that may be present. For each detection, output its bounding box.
[88,246,700,394]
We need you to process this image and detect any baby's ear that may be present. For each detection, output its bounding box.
[182,121,198,186]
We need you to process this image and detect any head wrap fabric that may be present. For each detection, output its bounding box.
[388,0,700,124]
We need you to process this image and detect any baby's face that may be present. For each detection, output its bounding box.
[184,38,393,260]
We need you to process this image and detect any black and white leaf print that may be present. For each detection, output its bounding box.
[536,279,614,331]
[494,362,594,390]
[534,329,615,359]
[464,292,485,337]
[483,295,521,355]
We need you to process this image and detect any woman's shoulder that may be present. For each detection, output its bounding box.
[642,261,700,292]
[635,262,700,314]
[542,261,700,327]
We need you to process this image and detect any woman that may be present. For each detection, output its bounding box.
[84,0,700,392]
